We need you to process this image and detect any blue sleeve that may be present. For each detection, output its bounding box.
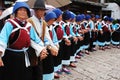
[44,37,50,45]
[115,24,119,30]
[90,22,94,30]
[30,26,44,46]
[98,23,102,30]
[0,22,13,45]
[44,27,51,46]
[70,25,76,37]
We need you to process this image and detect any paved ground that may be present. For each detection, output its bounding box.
[54,46,120,80]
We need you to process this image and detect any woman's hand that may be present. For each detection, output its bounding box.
[48,46,58,56]
[0,58,4,67]
[40,48,48,61]
[65,39,71,46]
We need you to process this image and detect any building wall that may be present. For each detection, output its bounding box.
[102,3,120,19]
[100,0,109,3]
[86,0,99,2]
[100,0,105,3]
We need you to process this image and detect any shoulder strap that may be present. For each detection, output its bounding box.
[41,20,47,41]
[101,21,108,27]
[27,18,39,35]
[8,19,30,34]
[28,18,47,41]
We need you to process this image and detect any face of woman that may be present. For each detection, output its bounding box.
[57,15,62,21]
[16,7,28,20]
[47,18,56,26]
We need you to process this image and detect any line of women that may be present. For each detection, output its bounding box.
[0,0,120,80]
[44,8,120,79]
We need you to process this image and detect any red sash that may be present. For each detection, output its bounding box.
[65,25,70,36]
[102,26,109,32]
[8,19,31,49]
[81,24,85,29]
[73,26,77,34]
[54,25,64,40]
[87,25,90,29]
[95,25,98,29]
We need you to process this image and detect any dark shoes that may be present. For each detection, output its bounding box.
[54,72,60,79]
[62,67,71,74]
[99,47,105,51]
[75,55,81,59]
[56,69,62,74]
[69,62,76,68]
[104,46,111,49]
[117,46,120,49]
[85,50,90,55]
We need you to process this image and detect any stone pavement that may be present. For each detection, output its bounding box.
[54,47,120,80]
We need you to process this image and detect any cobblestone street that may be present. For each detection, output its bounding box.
[55,47,120,80]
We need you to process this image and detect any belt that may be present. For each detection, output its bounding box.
[7,47,30,67]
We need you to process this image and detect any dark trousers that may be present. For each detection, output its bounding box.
[61,40,71,60]
[53,41,63,67]
[42,50,54,74]
[31,60,43,80]
[88,38,95,51]
[112,31,120,42]
[0,50,32,80]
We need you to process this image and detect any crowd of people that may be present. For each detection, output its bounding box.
[0,0,120,80]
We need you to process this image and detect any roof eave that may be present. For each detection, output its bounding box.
[71,0,106,7]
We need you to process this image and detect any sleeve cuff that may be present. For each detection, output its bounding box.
[0,42,7,57]
[30,40,45,57]
[0,47,5,57]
